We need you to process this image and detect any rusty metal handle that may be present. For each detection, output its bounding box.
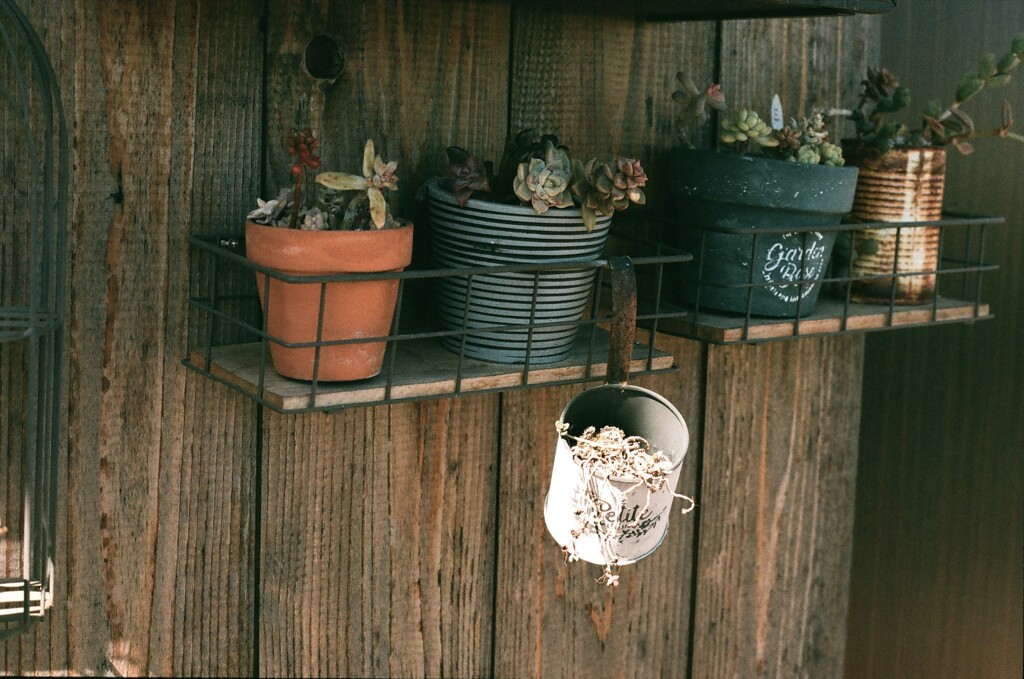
[607,256,637,385]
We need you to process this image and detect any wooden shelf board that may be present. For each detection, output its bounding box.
[189,329,675,412]
[659,296,991,343]
[634,0,893,20]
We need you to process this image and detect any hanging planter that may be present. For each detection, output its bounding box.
[543,259,692,586]
[670,148,858,316]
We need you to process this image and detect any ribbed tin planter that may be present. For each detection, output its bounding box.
[427,180,611,364]
[543,384,690,566]
[839,143,947,303]
[669,149,859,317]
[245,220,414,381]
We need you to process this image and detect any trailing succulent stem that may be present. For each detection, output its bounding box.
[842,33,1024,154]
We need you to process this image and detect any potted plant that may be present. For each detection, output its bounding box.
[245,130,413,382]
[834,35,1024,303]
[425,129,647,364]
[669,74,860,317]
[543,389,692,587]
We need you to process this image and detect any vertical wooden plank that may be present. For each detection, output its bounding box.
[682,16,877,679]
[692,337,863,679]
[259,1,509,675]
[495,8,712,676]
[495,336,705,678]
[1,0,263,675]
[87,3,180,673]
[259,398,499,678]
[718,15,879,120]
[147,0,264,675]
[508,4,717,212]
[846,3,1024,677]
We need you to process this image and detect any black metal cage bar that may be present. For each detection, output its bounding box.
[0,0,67,639]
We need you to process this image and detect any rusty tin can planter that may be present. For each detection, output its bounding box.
[839,143,947,303]
[244,220,414,381]
[669,149,859,317]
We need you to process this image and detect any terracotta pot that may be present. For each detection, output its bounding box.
[244,220,414,381]
[840,143,947,303]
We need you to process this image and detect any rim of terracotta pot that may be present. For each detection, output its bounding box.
[245,219,414,274]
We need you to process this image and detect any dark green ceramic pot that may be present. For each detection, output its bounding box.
[669,149,859,317]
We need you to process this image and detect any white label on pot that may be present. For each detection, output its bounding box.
[761,232,828,303]
[770,94,784,130]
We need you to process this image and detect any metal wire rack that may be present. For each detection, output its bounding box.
[1,0,67,639]
[183,234,693,414]
[653,212,1000,344]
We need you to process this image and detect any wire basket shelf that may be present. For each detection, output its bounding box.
[652,212,1000,344]
[183,234,693,414]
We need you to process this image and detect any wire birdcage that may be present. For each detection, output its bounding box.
[0,0,67,639]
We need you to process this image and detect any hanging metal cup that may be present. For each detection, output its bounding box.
[543,257,690,566]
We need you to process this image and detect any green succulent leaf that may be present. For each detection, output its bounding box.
[997,52,1020,74]
[955,75,986,103]
[978,53,998,79]
[1012,33,1024,57]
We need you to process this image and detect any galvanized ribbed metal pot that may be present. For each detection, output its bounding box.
[427,180,611,364]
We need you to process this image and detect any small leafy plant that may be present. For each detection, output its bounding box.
[248,132,402,230]
[444,129,648,232]
[673,72,845,166]
[839,34,1024,154]
[555,421,694,587]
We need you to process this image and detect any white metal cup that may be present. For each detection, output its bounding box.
[544,384,690,566]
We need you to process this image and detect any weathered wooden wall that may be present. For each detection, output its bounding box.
[845,2,1024,678]
[1,1,879,676]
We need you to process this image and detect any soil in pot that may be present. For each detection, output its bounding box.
[669,148,859,317]
[245,220,414,381]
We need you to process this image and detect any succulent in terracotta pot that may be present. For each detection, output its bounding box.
[245,133,413,382]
